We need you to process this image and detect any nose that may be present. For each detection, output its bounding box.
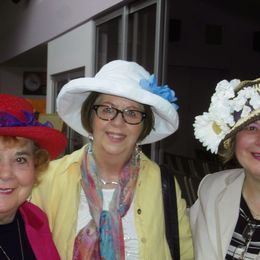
[0,161,14,181]
[110,111,125,125]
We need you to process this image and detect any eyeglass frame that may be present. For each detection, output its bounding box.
[92,104,147,125]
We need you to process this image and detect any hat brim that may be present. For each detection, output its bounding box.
[57,77,179,144]
[218,109,260,152]
[0,126,67,159]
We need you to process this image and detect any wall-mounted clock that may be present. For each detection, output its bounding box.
[24,73,41,91]
[23,72,46,95]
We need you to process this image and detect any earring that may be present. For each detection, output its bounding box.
[88,134,93,141]
[87,134,94,153]
[135,143,142,158]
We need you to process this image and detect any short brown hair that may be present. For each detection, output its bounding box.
[81,92,155,142]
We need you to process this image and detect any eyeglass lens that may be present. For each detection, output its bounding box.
[93,105,145,125]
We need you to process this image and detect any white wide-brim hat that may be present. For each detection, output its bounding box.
[57,60,179,144]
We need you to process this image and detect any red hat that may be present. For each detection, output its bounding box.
[0,94,67,159]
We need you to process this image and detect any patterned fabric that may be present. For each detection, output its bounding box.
[226,195,260,259]
[73,144,140,260]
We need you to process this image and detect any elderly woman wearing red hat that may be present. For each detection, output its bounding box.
[32,60,194,260]
[0,94,67,259]
[191,78,260,259]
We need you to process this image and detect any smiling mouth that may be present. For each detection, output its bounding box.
[0,188,13,193]
[252,153,260,160]
[107,132,125,140]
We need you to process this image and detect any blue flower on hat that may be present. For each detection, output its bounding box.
[139,74,179,110]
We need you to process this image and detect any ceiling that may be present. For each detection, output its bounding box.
[2,0,260,68]
[2,44,47,68]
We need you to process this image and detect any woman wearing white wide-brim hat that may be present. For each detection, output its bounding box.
[191,78,260,260]
[32,60,194,260]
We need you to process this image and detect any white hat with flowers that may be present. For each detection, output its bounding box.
[193,78,260,154]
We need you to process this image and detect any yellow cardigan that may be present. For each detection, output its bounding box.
[32,145,194,260]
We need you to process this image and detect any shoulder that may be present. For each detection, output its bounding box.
[49,145,86,170]
[139,153,161,183]
[38,145,86,183]
[140,153,159,172]
[19,201,49,227]
[190,168,244,229]
[198,168,244,196]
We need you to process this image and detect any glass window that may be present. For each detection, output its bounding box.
[127,4,156,73]
[96,17,122,71]
[52,68,85,154]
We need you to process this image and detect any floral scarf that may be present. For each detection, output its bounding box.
[73,144,140,260]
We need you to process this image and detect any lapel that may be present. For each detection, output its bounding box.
[216,169,245,259]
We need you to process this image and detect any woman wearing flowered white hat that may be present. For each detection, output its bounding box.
[190,78,260,259]
[32,60,194,260]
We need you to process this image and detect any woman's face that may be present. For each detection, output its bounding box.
[0,137,35,224]
[235,120,260,178]
[92,94,144,159]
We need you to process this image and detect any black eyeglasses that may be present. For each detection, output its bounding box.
[232,222,257,259]
[92,105,146,125]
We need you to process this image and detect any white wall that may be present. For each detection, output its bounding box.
[46,21,95,112]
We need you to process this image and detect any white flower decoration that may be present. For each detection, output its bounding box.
[194,78,259,153]
[193,112,224,153]
[249,88,260,109]
[240,105,252,118]
[194,112,228,154]
[250,95,260,109]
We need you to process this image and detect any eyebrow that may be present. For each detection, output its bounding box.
[248,122,260,126]
[15,150,33,156]
[100,102,143,110]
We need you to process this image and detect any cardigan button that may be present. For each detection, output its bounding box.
[141,238,146,243]
[137,208,142,214]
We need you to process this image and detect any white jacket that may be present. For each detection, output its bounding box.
[190,168,246,260]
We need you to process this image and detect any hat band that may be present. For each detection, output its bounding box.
[0,111,53,128]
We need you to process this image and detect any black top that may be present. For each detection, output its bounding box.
[0,211,36,260]
[225,195,260,259]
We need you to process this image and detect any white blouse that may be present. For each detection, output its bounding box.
[77,188,139,259]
